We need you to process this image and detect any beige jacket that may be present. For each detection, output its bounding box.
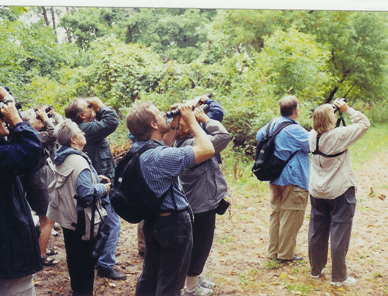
[309,107,370,199]
[47,154,107,240]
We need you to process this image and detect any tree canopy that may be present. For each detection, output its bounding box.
[1,6,387,152]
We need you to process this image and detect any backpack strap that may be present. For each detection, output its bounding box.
[312,134,346,157]
[270,120,298,163]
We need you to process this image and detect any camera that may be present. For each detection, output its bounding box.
[34,105,54,120]
[332,98,346,113]
[165,104,210,119]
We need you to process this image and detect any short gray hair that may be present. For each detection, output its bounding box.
[20,109,36,125]
[55,119,81,147]
[279,96,299,117]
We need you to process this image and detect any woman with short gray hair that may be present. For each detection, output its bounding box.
[47,119,111,296]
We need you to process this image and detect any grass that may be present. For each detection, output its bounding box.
[349,124,388,170]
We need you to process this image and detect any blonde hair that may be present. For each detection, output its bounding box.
[175,119,192,140]
[312,104,336,134]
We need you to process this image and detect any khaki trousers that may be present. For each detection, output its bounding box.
[268,184,308,260]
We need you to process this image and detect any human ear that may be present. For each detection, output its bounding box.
[150,121,158,130]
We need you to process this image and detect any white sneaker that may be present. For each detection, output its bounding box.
[331,276,356,286]
[310,274,320,279]
[197,276,216,289]
[51,229,59,237]
[183,284,213,296]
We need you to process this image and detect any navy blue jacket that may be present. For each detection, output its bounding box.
[0,122,43,279]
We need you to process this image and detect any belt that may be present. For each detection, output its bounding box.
[159,207,189,217]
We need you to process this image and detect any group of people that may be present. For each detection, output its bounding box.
[0,85,369,296]
[258,95,370,287]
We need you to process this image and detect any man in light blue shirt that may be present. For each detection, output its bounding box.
[256,95,310,262]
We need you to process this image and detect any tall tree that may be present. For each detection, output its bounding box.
[41,6,49,26]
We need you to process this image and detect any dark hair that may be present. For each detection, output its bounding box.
[125,101,156,141]
[65,98,85,123]
[279,95,299,117]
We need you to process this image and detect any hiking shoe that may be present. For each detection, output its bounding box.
[198,276,216,289]
[183,284,213,296]
[331,276,356,287]
[278,254,304,263]
[97,267,127,280]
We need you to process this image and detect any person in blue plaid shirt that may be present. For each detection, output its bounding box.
[126,102,214,296]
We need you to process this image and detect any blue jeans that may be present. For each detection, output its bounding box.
[97,202,121,270]
[136,211,193,296]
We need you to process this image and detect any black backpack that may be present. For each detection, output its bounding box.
[110,143,172,224]
[252,119,297,181]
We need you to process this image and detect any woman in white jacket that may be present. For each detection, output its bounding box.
[308,99,370,287]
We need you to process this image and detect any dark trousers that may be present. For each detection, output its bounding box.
[63,228,95,296]
[187,209,216,277]
[135,211,193,296]
[308,187,356,282]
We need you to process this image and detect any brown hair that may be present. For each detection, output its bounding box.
[65,98,85,123]
[125,101,156,141]
[279,95,299,117]
[312,104,336,134]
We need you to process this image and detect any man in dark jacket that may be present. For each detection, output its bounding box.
[65,96,126,280]
[0,86,43,295]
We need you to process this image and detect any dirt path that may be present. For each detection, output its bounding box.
[35,151,388,295]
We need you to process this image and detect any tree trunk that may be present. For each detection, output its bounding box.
[326,86,339,104]
[41,7,50,26]
[51,7,56,29]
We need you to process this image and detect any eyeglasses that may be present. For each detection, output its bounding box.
[87,102,92,109]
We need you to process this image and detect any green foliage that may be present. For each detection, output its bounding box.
[0,6,29,21]
[85,36,166,110]
[18,75,74,114]
[297,11,388,103]
[59,8,116,50]
[0,17,70,94]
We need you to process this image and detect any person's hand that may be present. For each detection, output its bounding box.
[193,107,209,124]
[88,97,104,112]
[104,182,111,195]
[0,102,22,126]
[334,98,349,113]
[179,104,197,127]
[36,108,49,124]
[0,86,9,101]
[99,175,110,183]
[48,107,56,117]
